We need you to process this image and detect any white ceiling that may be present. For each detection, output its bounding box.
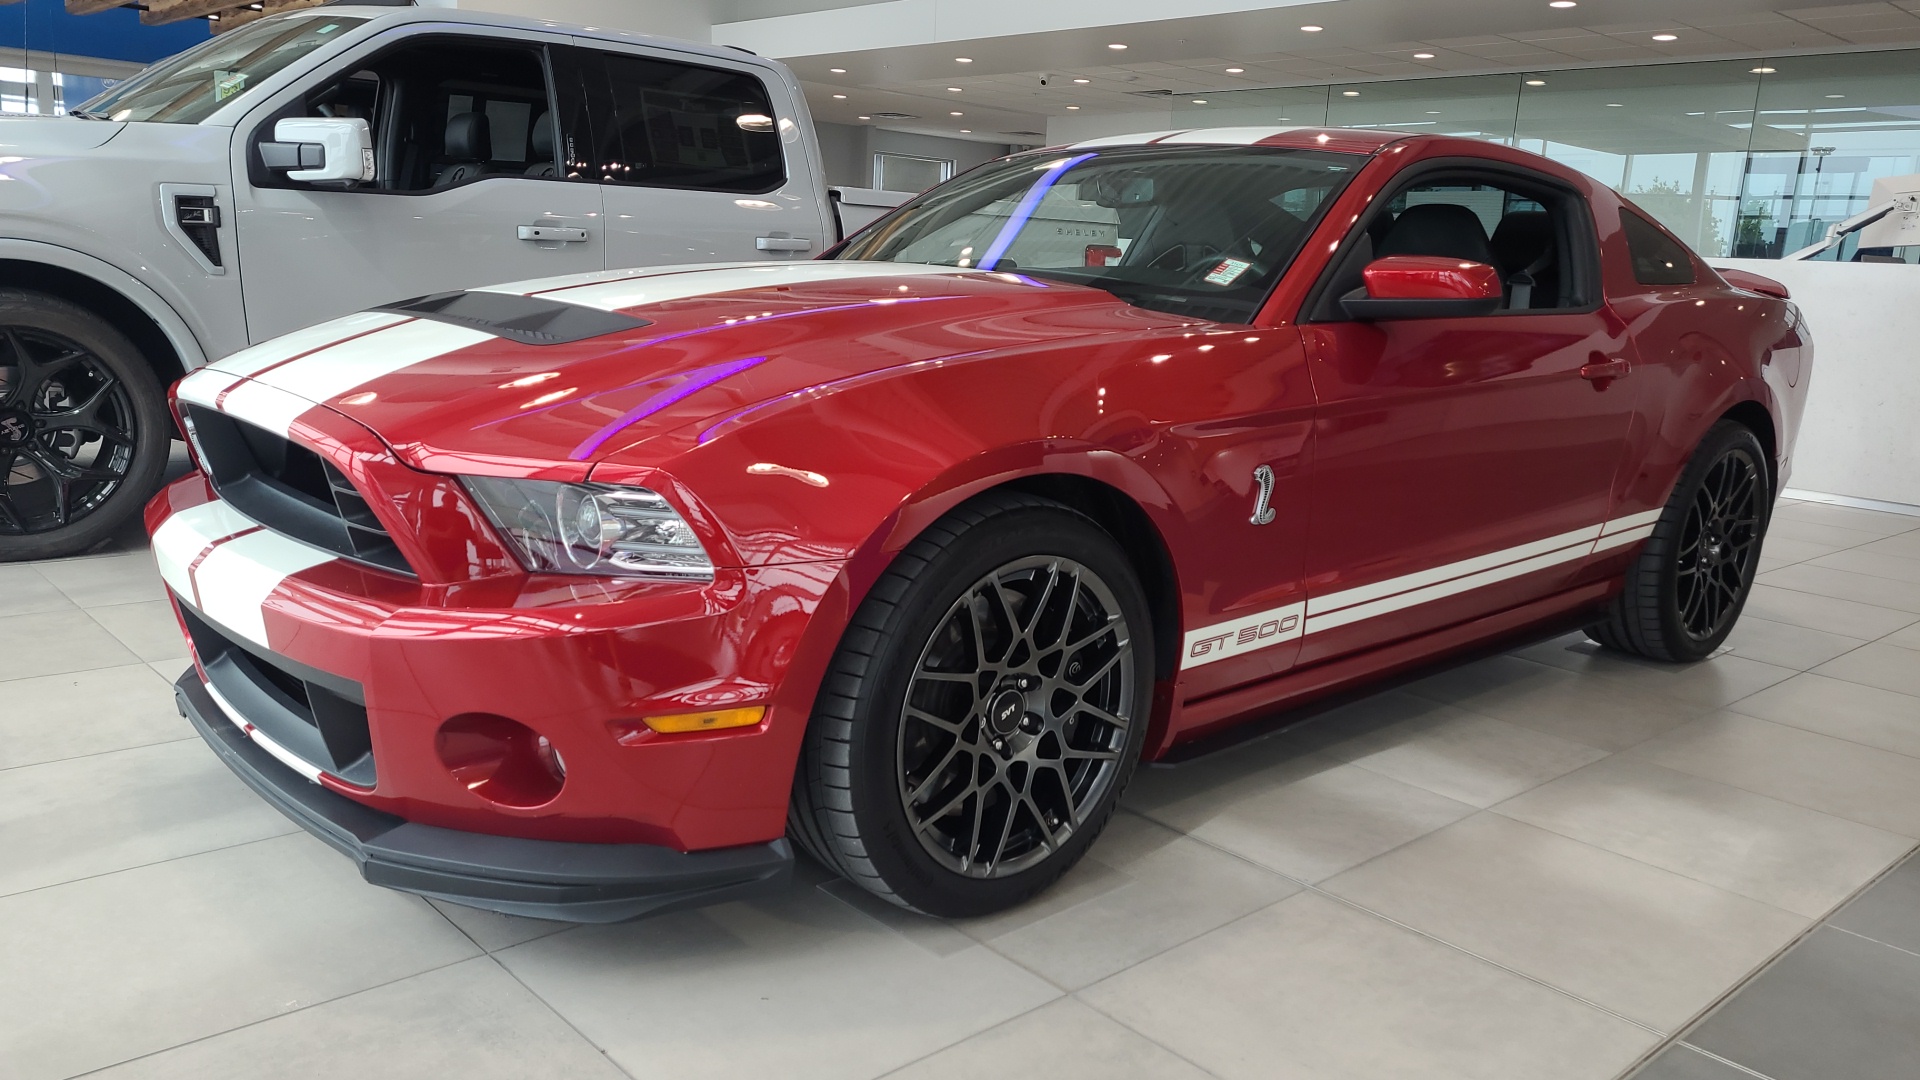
[707,0,1920,144]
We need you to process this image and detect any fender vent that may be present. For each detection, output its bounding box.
[174,194,222,267]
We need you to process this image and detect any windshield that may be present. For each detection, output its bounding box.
[838,145,1358,322]
[76,14,366,125]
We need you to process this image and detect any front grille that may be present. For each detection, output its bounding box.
[186,405,412,575]
[179,602,376,787]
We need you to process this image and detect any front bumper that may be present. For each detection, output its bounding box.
[176,670,793,923]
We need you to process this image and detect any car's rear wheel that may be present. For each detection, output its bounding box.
[1586,420,1770,662]
[0,290,170,562]
[789,492,1153,917]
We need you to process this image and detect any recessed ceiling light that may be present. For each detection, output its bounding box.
[950,110,963,116]
[1108,43,1128,50]
[832,93,846,99]
[954,57,972,63]
[1525,78,1546,86]
[1301,24,1323,32]
[1549,1,1576,7]
[857,115,870,120]
[1066,105,1081,110]
[947,87,963,92]
[1426,109,1441,114]
[960,128,972,132]
[1606,102,1624,107]
[1073,77,1091,84]
[1342,90,1360,96]
[1414,52,1435,59]
[1226,67,1245,73]
[1192,99,1208,104]
[1686,111,1705,115]
[1652,33,1677,42]
[1279,117,1292,121]
[829,67,847,74]
[1826,93,1845,98]
[1751,66,1776,73]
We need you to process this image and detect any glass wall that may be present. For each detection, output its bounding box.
[1169,48,1920,260]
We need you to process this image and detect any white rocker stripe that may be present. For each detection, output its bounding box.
[1179,509,1663,670]
[202,679,324,783]
[210,311,412,378]
[1183,601,1305,669]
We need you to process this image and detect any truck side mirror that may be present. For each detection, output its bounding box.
[261,117,375,184]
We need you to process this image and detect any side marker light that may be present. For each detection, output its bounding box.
[639,707,767,735]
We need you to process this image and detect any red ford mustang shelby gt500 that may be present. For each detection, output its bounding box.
[151,127,1809,921]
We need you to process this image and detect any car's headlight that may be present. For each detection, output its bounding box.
[462,477,713,580]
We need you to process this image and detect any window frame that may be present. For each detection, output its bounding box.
[1299,157,1606,323]
[872,152,955,192]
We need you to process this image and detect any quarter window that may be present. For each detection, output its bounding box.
[1620,208,1697,285]
[592,52,784,193]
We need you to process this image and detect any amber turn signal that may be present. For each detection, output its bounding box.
[642,707,766,734]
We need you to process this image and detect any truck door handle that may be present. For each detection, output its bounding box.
[755,236,813,251]
[518,225,589,243]
[1579,357,1632,382]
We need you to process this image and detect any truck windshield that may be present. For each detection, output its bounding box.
[836,145,1358,323]
[75,14,366,125]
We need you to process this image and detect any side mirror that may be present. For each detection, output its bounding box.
[261,117,374,184]
[1341,255,1503,320]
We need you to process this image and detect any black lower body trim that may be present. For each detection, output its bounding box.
[174,670,792,923]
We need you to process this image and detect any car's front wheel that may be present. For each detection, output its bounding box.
[790,492,1154,917]
[0,289,170,561]
[1586,420,1771,662]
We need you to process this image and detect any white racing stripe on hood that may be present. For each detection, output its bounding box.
[216,318,493,436]
[211,311,412,378]
[482,260,992,314]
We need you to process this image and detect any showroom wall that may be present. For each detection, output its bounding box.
[814,121,1016,189]
[1047,47,1920,264]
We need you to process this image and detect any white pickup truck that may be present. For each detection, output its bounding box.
[0,2,855,559]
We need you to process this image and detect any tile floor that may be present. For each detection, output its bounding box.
[4,488,1920,1079]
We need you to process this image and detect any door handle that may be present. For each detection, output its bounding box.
[1579,357,1632,382]
[755,235,813,252]
[518,225,589,243]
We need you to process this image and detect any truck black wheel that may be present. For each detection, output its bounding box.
[1586,420,1771,663]
[0,289,171,561]
[789,492,1154,917]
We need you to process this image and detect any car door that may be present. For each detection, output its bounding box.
[570,40,830,269]
[231,25,605,343]
[1295,161,1642,665]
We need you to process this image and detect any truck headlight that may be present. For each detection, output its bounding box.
[462,477,713,580]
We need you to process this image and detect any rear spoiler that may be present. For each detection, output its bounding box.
[1717,268,1790,301]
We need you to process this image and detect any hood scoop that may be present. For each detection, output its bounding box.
[376,290,652,346]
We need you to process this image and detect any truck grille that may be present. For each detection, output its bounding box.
[184,405,413,576]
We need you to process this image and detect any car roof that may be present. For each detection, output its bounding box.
[1062,126,1407,155]
[318,3,776,71]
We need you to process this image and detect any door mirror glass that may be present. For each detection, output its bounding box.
[1342,255,1503,319]
[264,116,374,184]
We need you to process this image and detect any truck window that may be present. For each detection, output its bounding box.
[266,38,562,193]
[589,51,785,194]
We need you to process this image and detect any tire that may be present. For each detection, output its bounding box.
[789,492,1155,917]
[0,289,171,562]
[1586,420,1771,662]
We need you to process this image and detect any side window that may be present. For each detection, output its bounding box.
[591,51,784,193]
[259,37,562,193]
[1312,171,1596,318]
[1619,208,1697,286]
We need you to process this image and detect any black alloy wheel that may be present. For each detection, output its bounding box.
[899,554,1135,879]
[1587,420,1771,662]
[0,289,169,561]
[790,492,1154,917]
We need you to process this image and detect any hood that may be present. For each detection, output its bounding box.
[0,115,125,156]
[206,262,1187,478]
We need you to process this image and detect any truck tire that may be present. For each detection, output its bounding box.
[0,289,171,561]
